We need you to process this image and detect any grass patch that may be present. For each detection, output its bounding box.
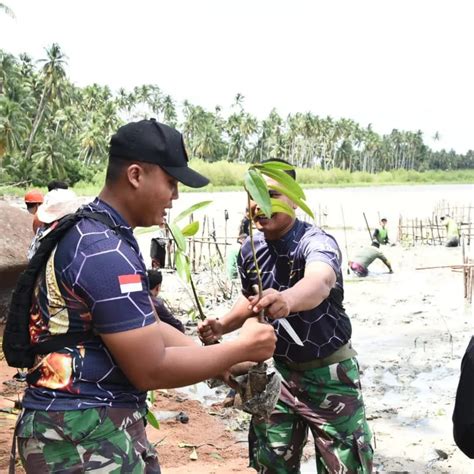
[1,163,473,198]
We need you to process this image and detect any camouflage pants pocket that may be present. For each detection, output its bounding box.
[249,358,373,474]
[249,402,308,474]
[17,407,160,473]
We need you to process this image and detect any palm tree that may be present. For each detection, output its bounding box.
[32,132,67,179]
[24,43,68,160]
[161,95,177,126]
[0,96,30,157]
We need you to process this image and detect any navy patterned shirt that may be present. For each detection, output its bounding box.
[238,219,351,363]
[23,198,156,411]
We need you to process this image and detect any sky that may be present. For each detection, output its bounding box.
[1,0,474,153]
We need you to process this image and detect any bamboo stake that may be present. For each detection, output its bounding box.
[435,216,442,245]
[416,264,474,270]
[211,218,224,263]
[190,213,196,273]
[340,205,350,275]
[462,235,467,299]
[198,215,207,267]
[207,217,211,261]
[362,212,372,243]
[224,209,229,257]
[428,218,435,246]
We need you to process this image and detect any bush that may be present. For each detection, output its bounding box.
[189,159,246,187]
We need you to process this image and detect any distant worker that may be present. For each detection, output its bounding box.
[150,234,167,269]
[226,233,247,280]
[147,269,185,333]
[349,241,393,277]
[239,207,251,236]
[24,189,44,233]
[440,215,460,247]
[372,218,390,245]
[47,180,69,191]
[28,189,82,260]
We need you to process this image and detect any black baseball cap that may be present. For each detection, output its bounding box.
[109,118,209,188]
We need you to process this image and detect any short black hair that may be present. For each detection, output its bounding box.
[47,180,69,191]
[261,158,296,179]
[147,269,163,289]
[105,156,129,184]
[105,156,156,184]
[381,218,387,223]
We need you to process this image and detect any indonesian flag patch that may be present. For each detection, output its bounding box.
[118,274,143,293]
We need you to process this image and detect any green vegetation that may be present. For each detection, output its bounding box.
[1,45,473,190]
[2,161,473,198]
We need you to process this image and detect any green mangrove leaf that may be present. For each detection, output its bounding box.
[168,222,186,253]
[146,410,160,430]
[173,200,212,224]
[244,168,272,218]
[259,167,304,199]
[268,184,314,219]
[175,251,191,282]
[181,221,199,237]
[270,198,295,218]
[253,160,294,171]
[146,390,156,404]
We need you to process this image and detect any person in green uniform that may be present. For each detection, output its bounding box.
[372,218,390,245]
[226,233,247,280]
[349,241,393,277]
[440,215,460,247]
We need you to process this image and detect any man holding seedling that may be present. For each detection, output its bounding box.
[199,160,373,473]
[13,119,276,473]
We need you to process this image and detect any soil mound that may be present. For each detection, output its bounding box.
[0,201,32,270]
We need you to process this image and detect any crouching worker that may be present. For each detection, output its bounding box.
[147,269,185,333]
[13,119,276,474]
[349,241,393,277]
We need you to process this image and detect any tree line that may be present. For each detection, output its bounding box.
[1,45,473,187]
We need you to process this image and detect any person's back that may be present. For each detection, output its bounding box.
[353,246,383,268]
[350,242,392,277]
[444,216,460,247]
[147,268,185,333]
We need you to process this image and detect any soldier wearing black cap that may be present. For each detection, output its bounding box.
[15,119,276,473]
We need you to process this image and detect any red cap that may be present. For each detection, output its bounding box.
[24,189,44,204]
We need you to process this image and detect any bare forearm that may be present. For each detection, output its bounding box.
[281,263,335,314]
[159,320,195,347]
[148,341,247,390]
[282,277,331,313]
[220,295,252,334]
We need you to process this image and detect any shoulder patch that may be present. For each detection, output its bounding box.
[118,274,143,293]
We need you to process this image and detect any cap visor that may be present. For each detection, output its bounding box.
[162,165,209,188]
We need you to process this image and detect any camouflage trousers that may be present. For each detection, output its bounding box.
[15,406,160,473]
[249,357,373,473]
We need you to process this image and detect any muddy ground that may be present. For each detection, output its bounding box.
[1,192,473,472]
